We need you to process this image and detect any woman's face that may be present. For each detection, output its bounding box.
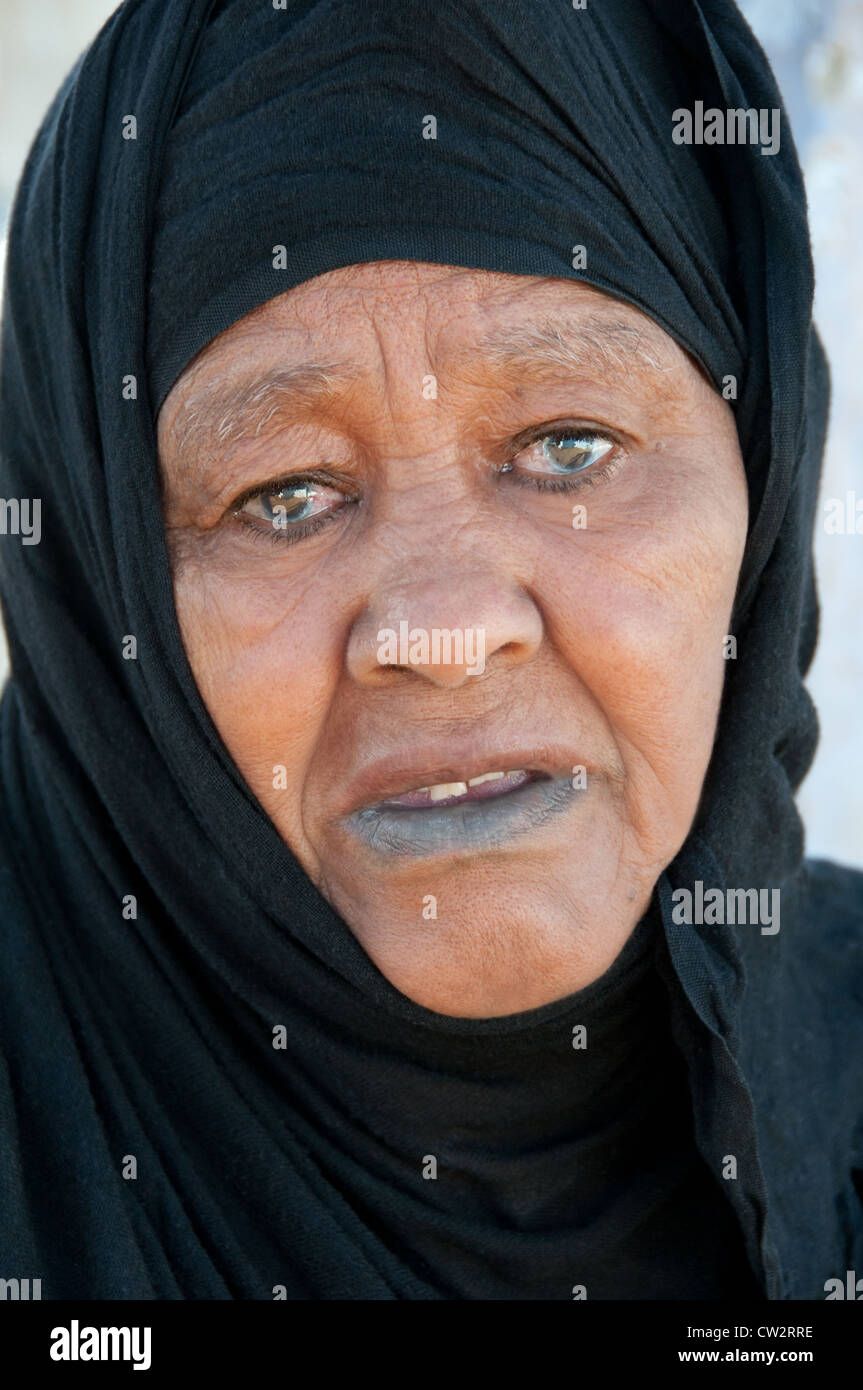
[158,262,748,1016]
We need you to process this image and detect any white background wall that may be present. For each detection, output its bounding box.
[1,0,860,866]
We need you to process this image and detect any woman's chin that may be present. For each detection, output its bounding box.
[318,855,654,1018]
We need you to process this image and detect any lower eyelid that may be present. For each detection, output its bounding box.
[235,511,333,546]
[505,453,624,494]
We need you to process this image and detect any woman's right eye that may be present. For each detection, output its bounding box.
[232,476,350,539]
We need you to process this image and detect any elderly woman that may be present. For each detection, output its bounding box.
[0,0,860,1303]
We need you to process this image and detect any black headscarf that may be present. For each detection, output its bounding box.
[1,0,860,1299]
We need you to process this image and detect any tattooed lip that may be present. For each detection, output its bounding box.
[344,772,580,858]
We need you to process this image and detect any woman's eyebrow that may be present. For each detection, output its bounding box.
[165,360,364,465]
[469,315,675,386]
[166,314,680,469]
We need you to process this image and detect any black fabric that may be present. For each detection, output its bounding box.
[0,0,861,1301]
[323,910,762,1301]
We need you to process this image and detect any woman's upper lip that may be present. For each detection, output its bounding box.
[341,742,583,815]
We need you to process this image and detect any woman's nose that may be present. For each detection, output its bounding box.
[346,565,544,689]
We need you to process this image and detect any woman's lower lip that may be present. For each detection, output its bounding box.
[344,775,581,857]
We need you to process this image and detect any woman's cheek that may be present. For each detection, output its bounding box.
[174,573,333,807]
[539,495,737,854]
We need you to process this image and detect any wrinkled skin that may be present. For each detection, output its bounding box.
[158,261,748,1017]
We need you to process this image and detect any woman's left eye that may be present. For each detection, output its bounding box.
[502,428,618,491]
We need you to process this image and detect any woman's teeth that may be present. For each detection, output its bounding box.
[427,771,509,800]
[384,770,533,809]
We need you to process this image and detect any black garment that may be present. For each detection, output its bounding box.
[0,0,861,1301]
[331,911,763,1301]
